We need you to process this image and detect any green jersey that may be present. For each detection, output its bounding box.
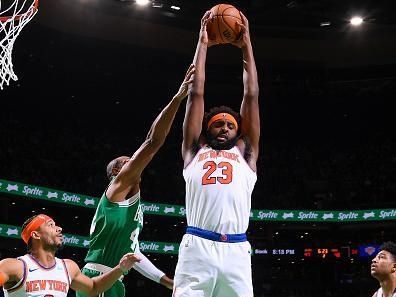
[84,184,143,268]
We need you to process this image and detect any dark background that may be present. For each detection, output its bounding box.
[1,0,396,296]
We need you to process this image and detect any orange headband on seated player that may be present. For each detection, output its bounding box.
[207,113,238,131]
[21,214,53,244]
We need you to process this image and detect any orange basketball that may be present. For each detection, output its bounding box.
[207,4,242,44]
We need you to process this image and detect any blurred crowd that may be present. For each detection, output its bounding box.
[0,111,394,211]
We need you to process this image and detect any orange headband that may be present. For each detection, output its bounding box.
[207,113,238,131]
[21,214,53,244]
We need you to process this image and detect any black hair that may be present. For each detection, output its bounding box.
[380,241,396,261]
[21,215,37,252]
[202,106,243,151]
[203,106,241,134]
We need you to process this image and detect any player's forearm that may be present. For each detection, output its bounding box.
[89,266,124,296]
[190,41,207,97]
[132,252,166,284]
[181,41,206,150]
[242,43,259,98]
[0,259,21,287]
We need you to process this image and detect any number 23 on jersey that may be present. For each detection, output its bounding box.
[202,161,233,185]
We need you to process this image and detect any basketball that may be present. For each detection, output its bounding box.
[207,4,242,44]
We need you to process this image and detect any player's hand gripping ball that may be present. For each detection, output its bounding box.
[206,4,242,44]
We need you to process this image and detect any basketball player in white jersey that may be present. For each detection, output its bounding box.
[0,214,140,297]
[173,10,259,297]
[371,242,396,297]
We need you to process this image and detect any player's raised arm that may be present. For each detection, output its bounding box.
[68,253,140,296]
[0,258,24,289]
[232,12,260,169]
[182,11,215,165]
[106,65,194,202]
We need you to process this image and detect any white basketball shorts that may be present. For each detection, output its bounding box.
[173,234,253,297]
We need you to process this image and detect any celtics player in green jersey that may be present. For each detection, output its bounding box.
[76,64,195,297]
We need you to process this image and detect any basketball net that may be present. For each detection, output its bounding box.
[0,0,38,89]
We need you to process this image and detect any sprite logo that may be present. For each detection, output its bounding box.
[338,212,358,220]
[63,235,80,245]
[22,186,43,197]
[379,210,396,219]
[257,211,278,220]
[6,184,18,192]
[140,242,160,251]
[322,213,334,220]
[298,211,319,220]
[141,204,160,213]
[363,212,375,219]
[47,191,58,199]
[163,245,175,252]
[282,212,294,219]
[62,193,81,203]
[7,228,18,236]
[164,207,175,214]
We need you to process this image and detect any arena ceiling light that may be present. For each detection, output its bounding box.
[136,0,150,6]
[350,16,363,26]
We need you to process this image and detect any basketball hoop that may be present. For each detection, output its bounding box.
[0,0,39,89]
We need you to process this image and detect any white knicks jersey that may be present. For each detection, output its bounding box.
[183,146,257,234]
[4,254,70,297]
[375,288,396,297]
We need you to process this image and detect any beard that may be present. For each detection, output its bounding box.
[43,237,64,253]
[56,243,65,252]
[206,133,238,150]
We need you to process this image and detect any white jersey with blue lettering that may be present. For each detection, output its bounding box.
[183,145,257,234]
[375,288,396,297]
[3,254,70,297]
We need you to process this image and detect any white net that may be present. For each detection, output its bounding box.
[0,0,38,89]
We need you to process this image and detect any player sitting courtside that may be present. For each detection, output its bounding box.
[371,241,396,297]
[0,214,140,297]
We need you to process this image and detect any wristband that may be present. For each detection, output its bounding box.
[119,265,129,275]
